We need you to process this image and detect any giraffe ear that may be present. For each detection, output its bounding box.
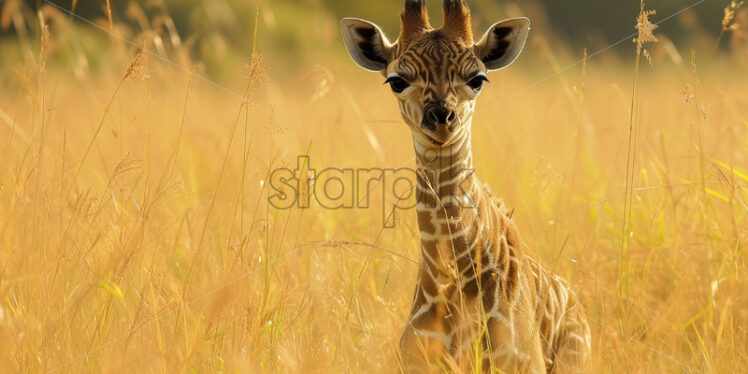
[473,18,530,71]
[341,18,394,72]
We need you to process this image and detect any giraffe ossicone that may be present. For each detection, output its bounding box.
[342,1,591,372]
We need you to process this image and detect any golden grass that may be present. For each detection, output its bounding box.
[0,3,747,374]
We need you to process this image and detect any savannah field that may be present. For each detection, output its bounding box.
[0,0,747,373]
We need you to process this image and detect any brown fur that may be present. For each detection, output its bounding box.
[400,1,432,48]
[442,0,473,43]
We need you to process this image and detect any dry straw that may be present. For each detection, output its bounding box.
[66,49,149,196]
[621,0,660,301]
[105,0,113,32]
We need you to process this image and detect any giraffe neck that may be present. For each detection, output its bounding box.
[411,124,486,281]
[412,126,478,208]
[404,120,591,372]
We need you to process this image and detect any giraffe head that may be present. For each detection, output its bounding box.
[341,0,529,147]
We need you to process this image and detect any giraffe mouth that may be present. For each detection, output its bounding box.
[421,127,461,147]
[426,135,445,146]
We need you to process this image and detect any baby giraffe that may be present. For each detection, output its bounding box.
[341,1,591,373]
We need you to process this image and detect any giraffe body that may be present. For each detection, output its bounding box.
[341,1,591,372]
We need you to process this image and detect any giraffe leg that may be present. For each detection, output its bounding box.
[549,310,591,374]
[485,309,546,374]
[400,326,447,373]
[400,302,455,373]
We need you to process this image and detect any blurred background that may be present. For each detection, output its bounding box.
[2,0,747,81]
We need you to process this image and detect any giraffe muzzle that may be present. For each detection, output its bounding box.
[422,104,458,144]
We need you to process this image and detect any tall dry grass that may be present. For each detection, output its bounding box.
[0,1,747,373]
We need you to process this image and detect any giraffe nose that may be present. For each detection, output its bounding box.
[423,105,456,131]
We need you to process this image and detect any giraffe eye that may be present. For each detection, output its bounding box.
[384,76,410,93]
[467,75,489,91]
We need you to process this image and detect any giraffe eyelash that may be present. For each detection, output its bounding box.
[466,73,489,91]
[384,74,411,93]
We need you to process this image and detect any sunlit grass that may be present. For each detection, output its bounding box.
[0,2,747,373]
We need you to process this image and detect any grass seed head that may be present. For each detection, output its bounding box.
[634,4,659,63]
[264,105,287,135]
[124,48,149,81]
[722,1,744,31]
[682,50,700,104]
[245,52,268,91]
